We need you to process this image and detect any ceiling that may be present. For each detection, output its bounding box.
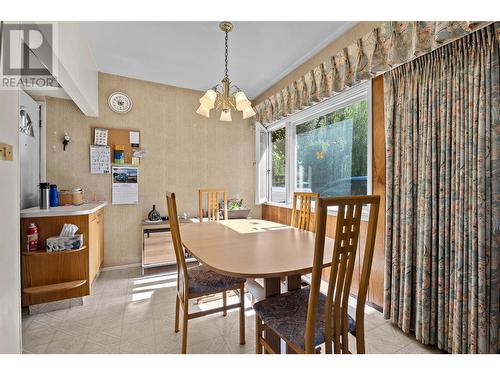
[80,21,356,99]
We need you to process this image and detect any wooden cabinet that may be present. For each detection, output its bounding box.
[20,206,105,307]
[141,221,195,271]
[143,230,176,266]
[99,211,104,267]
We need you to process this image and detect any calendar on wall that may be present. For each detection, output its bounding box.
[90,145,111,174]
[94,128,109,146]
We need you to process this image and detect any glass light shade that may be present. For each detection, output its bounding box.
[220,110,232,122]
[235,91,251,111]
[196,104,210,118]
[199,89,217,109]
[242,106,256,119]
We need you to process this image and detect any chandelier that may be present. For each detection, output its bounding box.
[196,22,256,122]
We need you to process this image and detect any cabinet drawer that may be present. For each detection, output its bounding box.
[143,231,175,265]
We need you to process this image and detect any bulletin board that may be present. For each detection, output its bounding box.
[91,127,141,164]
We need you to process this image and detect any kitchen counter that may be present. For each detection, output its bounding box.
[20,201,108,218]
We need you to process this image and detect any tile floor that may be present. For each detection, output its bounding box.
[22,266,440,354]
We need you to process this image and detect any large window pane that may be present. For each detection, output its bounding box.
[271,127,286,203]
[295,100,368,197]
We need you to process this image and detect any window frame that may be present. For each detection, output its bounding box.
[268,126,288,204]
[255,122,269,205]
[256,80,372,211]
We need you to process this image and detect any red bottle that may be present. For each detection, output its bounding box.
[26,223,38,252]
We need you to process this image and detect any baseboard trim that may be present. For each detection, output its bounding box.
[101,263,141,272]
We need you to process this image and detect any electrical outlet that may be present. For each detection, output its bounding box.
[0,142,14,161]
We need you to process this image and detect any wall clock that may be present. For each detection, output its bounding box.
[108,92,132,114]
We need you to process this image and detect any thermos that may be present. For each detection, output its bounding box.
[49,184,58,207]
[26,223,38,252]
[39,182,50,209]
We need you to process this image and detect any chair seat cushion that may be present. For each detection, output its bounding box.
[253,288,356,350]
[188,266,246,295]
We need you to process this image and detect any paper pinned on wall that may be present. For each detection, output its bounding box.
[90,145,111,174]
[129,131,140,147]
[112,166,138,205]
[94,128,108,146]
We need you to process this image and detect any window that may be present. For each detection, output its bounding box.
[255,81,371,208]
[295,99,368,196]
[255,123,268,204]
[270,127,287,203]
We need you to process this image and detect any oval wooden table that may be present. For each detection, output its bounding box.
[180,219,334,354]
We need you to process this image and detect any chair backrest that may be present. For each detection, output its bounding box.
[290,192,319,231]
[304,195,380,354]
[198,188,228,221]
[166,192,189,300]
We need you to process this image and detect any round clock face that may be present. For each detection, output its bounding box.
[108,92,132,114]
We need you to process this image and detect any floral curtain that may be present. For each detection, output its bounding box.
[383,23,500,354]
[254,21,492,127]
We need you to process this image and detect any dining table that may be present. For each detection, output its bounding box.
[180,218,334,354]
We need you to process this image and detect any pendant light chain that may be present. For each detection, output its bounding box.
[224,30,229,78]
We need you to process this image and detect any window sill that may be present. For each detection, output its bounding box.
[262,201,370,221]
[262,200,290,209]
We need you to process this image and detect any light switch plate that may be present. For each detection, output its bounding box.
[0,142,14,161]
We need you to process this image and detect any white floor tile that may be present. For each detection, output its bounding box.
[21,266,443,355]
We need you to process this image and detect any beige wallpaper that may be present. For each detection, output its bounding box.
[45,72,258,267]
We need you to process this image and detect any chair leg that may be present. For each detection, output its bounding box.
[255,314,262,354]
[325,339,332,354]
[222,291,227,317]
[181,303,188,354]
[356,331,365,354]
[239,285,245,345]
[174,295,180,333]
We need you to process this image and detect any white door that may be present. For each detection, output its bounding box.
[19,90,40,209]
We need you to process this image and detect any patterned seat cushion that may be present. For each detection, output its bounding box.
[254,288,356,350]
[188,266,246,295]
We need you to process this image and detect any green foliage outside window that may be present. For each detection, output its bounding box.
[271,127,286,187]
[270,100,368,192]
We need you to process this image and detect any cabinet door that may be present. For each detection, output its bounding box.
[89,217,100,283]
[97,210,104,267]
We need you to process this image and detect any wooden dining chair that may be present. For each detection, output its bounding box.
[166,192,246,354]
[198,188,228,222]
[290,192,319,231]
[285,192,319,287]
[254,195,380,354]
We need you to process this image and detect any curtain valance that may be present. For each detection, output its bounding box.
[254,21,492,126]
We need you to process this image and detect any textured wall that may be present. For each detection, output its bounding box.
[45,72,259,267]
